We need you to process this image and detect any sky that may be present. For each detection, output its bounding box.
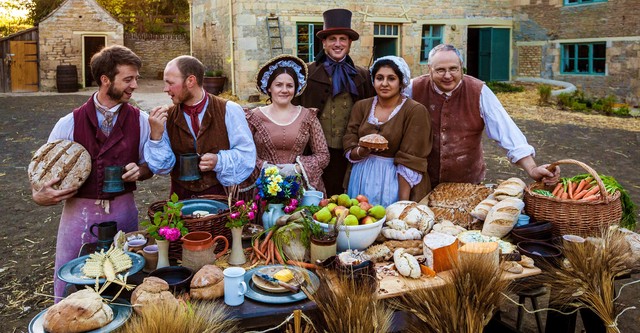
[0,0,31,21]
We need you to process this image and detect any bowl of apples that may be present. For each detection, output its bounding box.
[312,194,386,251]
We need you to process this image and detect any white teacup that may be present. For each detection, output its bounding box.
[126,238,148,252]
[223,267,247,306]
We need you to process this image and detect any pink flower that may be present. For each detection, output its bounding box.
[284,205,294,213]
[290,198,298,207]
[235,200,245,207]
[251,202,258,211]
[248,211,255,220]
[255,195,261,201]
[159,226,181,241]
[230,212,240,219]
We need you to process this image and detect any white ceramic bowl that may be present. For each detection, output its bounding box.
[314,216,385,251]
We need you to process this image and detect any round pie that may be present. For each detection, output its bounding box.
[28,139,92,191]
[359,133,388,150]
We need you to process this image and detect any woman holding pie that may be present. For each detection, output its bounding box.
[343,56,432,206]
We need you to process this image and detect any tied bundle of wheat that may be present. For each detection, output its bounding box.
[304,270,393,333]
[116,300,238,333]
[389,255,512,333]
[538,228,638,333]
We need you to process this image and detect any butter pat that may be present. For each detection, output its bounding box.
[273,269,294,283]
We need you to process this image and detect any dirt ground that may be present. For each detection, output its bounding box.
[0,83,638,332]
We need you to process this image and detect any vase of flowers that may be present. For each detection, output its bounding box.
[256,166,301,229]
[225,198,258,265]
[141,193,189,269]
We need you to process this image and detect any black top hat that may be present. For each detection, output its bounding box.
[316,8,359,41]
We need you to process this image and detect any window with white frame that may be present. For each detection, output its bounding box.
[373,23,400,59]
[420,25,443,63]
[561,42,606,75]
[296,23,323,62]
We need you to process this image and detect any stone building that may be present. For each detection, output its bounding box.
[191,0,639,104]
[513,0,640,105]
[38,0,124,91]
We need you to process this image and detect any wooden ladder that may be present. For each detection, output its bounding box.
[266,16,284,57]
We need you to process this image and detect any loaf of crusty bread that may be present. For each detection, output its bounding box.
[190,264,225,300]
[482,198,525,237]
[28,139,91,190]
[423,183,492,227]
[470,198,499,221]
[130,276,178,315]
[43,288,113,333]
[493,177,526,201]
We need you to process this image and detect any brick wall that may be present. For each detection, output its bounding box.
[38,0,123,91]
[124,33,190,80]
[517,45,542,76]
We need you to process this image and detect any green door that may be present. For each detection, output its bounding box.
[478,28,510,81]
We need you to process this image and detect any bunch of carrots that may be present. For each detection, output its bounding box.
[549,176,602,201]
[245,229,318,270]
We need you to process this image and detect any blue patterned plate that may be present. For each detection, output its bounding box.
[57,252,144,285]
[244,264,319,304]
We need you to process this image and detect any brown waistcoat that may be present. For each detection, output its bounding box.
[167,93,230,193]
[412,75,485,187]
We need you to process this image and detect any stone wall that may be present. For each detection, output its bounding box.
[191,0,514,99]
[124,33,190,80]
[514,0,640,104]
[38,0,123,91]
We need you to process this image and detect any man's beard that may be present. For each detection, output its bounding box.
[177,85,194,105]
[106,83,125,102]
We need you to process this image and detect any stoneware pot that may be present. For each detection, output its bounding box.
[262,203,285,229]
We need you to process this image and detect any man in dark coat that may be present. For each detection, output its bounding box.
[294,8,374,196]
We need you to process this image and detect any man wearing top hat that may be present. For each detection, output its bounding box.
[294,8,374,196]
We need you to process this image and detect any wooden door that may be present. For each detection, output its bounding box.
[10,41,38,92]
[84,36,105,87]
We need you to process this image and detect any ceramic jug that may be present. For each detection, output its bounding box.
[261,203,285,229]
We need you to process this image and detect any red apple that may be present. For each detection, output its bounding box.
[356,194,369,203]
[358,201,373,212]
[361,216,377,225]
[319,198,330,207]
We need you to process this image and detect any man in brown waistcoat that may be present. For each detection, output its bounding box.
[148,55,256,199]
[408,44,559,188]
[293,8,374,196]
[31,45,173,299]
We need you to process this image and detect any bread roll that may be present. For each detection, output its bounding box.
[43,289,113,333]
[470,198,499,220]
[131,276,178,315]
[190,264,225,300]
[482,198,524,238]
[493,177,526,201]
[28,139,91,191]
[359,133,388,150]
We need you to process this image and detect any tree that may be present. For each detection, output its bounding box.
[25,0,189,34]
[0,0,35,37]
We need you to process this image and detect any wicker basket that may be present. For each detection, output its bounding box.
[147,194,232,261]
[523,159,622,238]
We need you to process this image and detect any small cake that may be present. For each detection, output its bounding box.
[359,133,389,150]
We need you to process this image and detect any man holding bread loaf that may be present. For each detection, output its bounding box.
[407,44,559,188]
[146,55,256,199]
[31,45,173,299]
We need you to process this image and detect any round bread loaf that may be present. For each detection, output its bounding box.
[359,133,388,150]
[28,139,91,190]
[43,288,113,333]
[190,264,225,300]
[130,276,178,315]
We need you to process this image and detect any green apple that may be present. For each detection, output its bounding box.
[368,205,386,219]
[328,217,337,224]
[327,203,337,212]
[313,207,332,223]
[330,194,339,203]
[349,205,367,219]
[337,193,352,207]
[344,214,359,226]
[350,198,359,207]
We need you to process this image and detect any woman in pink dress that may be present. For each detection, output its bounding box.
[243,55,329,194]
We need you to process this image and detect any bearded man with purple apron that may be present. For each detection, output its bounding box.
[31,45,173,299]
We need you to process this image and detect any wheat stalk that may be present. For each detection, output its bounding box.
[389,255,512,333]
[536,227,636,333]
